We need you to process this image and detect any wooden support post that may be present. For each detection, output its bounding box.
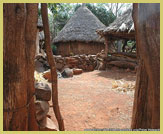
[131,3,160,129]
[104,37,109,57]
[41,4,65,131]
[3,3,39,130]
[117,40,123,52]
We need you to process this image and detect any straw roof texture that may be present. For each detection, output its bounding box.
[53,6,106,43]
[97,7,135,39]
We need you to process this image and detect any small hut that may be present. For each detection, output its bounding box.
[97,7,135,56]
[53,5,106,56]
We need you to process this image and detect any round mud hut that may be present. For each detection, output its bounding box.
[53,5,106,56]
[96,7,135,56]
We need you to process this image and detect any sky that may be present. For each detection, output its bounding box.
[47,3,132,17]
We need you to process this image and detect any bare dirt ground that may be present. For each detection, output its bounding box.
[48,69,136,131]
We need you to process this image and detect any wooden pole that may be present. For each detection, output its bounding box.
[25,4,39,131]
[3,3,39,130]
[104,37,109,57]
[131,3,160,129]
[41,4,65,131]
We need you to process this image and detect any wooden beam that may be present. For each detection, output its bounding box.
[104,37,109,57]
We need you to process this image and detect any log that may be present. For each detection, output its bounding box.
[108,60,136,70]
[110,52,137,59]
[105,55,137,64]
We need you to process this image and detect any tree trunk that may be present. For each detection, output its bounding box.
[131,3,160,129]
[25,4,39,131]
[3,3,39,130]
[41,3,65,131]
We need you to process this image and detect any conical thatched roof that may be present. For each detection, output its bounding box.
[53,6,106,43]
[97,7,135,40]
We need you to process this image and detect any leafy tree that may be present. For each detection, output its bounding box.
[74,3,116,26]
[48,3,130,39]
[48,3,74,39]
[107,3,132,17]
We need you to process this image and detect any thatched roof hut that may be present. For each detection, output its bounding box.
[53,6,106,56]
[97,7,135,40]
[96,7,135,56]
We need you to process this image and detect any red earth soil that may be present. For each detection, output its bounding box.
[48,69,136,131]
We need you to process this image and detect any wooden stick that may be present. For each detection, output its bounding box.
[41,3,65,131]
[104,37,109,57]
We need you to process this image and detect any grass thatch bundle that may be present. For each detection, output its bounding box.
[97,8,135,40]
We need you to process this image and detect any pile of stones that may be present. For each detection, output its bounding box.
[35,54,101,73]
[34,51,107,81]
[34,81,58,131]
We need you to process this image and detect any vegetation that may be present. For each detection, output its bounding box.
[74,3,116,26]
[47,3,131,40]
[48,3,74,39]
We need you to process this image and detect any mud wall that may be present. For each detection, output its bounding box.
[56,42,105,56]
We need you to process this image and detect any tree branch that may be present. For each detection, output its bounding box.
[41,3,65,131]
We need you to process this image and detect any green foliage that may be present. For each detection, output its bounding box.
[40,3,131,41]
[48,3,74,39]
[48,3,117,39]
[51,44,57,55]
[38,7,41,18]
[75,3,116,26]
[127,40,136,48]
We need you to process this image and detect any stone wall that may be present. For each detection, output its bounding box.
[35,50,137,76]
[54,54,98,72]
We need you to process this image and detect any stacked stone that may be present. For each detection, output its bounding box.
[53,55,66,71]
[54,54,97,72]
[35,54,99,75]
[34,82,58,131]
